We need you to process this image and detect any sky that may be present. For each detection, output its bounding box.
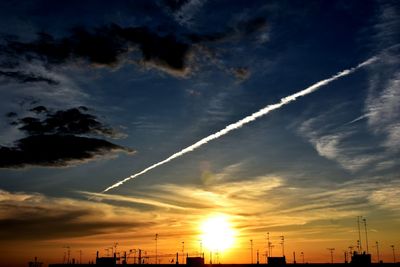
[0,0,399,266]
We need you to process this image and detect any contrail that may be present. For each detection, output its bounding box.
[102,56,378,193]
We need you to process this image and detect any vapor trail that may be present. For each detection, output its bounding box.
[102,56,378,193]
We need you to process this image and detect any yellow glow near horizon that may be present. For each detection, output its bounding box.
[200,215,236,252]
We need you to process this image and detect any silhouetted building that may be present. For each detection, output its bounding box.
[28,257,43,267]
[96,251,117,265]
[186,257,204,266]
[351,252,371,265]
[267,256,286,266]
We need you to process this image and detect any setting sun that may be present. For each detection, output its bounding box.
[200,215,236,252]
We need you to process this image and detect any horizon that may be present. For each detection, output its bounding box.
[0,1,399,267]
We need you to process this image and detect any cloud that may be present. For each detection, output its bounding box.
[0,135,130,168]
[1,15,267,79]
[1,25,192,77]
[14,106,117,137]
[298,110,389,173]
[80,191,193,210]
[172,0,207,27]
[366,69,400,151]
[118,172,400,235]
[368,180,400,211]
[0,106,132,168]
[230,67,251,81]
[0,70,59,85]
[0,189,152,240]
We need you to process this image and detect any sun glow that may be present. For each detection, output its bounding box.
[200,215,236,252]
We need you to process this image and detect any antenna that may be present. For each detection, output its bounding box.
[267,232,271,257]
[155,234,158,264]
[357,216,363,253]
[375,241,380,263]
[363,218,369,253]
[391,245,396,263]
[77,250,82,264]
[181,242,185,264]
[327,248,335,264]
[63,246,71,264]
[250,239,253,264]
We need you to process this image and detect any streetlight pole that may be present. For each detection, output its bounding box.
[363,218,369,254]
[391,245,396,263]
[376,241,380,263]
[182,242,185,264]
[250,239,253,264]
[77,250,82,264]
[155,234,158,264]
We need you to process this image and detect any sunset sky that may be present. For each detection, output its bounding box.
[0,1,399,266]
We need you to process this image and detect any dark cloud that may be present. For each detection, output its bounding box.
[163,0,190,11]
[230,67,251,81]
[5,111,17,118]
[237,17,268,35]
[1,17,267,78]
[0,134,130,168]
[0,70,59,85]
[29,105,48,113]
[186,17,267,43]
[3,24,191,75]
[0,106,132,168]
[14,106,116,137]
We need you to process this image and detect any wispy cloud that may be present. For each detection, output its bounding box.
[173,0,207,27]
[298,114,384,172]
[366,70,400,151]
[0,189,153,240]
[80,191,192,210]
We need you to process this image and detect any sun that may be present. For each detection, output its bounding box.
[200,215,236,252]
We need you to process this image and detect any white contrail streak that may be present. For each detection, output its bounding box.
[102,56,378,193]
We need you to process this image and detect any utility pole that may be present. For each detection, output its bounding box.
[375,241,380,263]
[63,246,71,264]
[155,234,158,264]
[363,218,369,253]
[77,250,82,264]
[357,216,363,253]
[280,236,285,257]
[301,252,304,264]
[327,248,335,264]
[391,245,396,263]
[257,250,259,264]
[250,239,253,264]
[182,242,185,264]
[267,232,271,257]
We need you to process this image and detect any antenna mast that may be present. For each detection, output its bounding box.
[363,218,369,253]
[357,216,363,253]
[327,248,335,264]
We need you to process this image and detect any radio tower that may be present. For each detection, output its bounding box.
[363,218,369,253]
[357,216,363,253]
[327,248,335,264]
